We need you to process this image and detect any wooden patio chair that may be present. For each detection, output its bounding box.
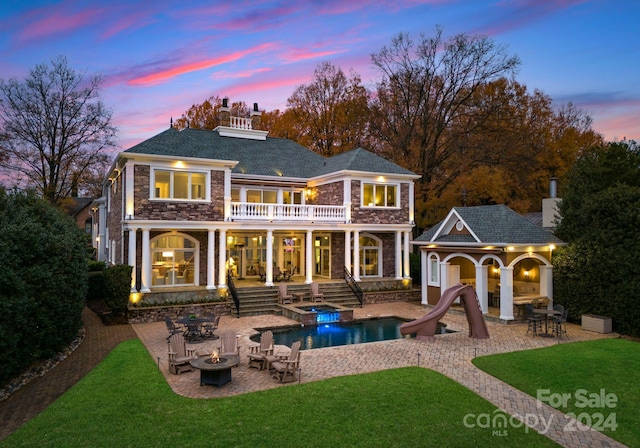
[278,283,293,304]
[247,330,274,370]
[310,282,324,302]
[217,329,240,361]
[272,341,301,383]
[167,333,197,374]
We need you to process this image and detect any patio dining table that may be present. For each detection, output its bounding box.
[176,316,213,343]
[533,308,561,337]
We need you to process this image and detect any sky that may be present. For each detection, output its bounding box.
[1,0,639,154]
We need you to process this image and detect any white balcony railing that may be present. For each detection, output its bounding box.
[230,202,346,222]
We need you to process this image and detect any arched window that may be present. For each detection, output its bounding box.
[150,233,198,286]
[427,253,440,286]
[358,234,382,277]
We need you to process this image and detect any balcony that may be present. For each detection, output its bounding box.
[230,202,347,222]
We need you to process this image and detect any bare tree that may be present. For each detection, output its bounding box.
[369,27,520,226]
[286,61,370,156]
[0,55,117,204]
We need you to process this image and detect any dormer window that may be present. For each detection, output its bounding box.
[362,182,398,208]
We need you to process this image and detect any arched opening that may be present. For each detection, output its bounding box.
[150,233,198,286]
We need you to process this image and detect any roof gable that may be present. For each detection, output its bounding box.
[415,204,564,246]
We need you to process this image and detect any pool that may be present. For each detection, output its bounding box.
[252,318,451,350]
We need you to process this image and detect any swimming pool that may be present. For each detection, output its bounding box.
[252,318,450,350]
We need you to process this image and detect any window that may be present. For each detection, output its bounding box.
[428,253,440,286]
[247,189,277,203]
[153,170,207,200]
[283,190,303,204]
[150,234,197,286]
[363,183,397,208]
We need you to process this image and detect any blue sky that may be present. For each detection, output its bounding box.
[1,0,638,152]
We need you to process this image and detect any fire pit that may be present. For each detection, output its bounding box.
[190,354,239,387]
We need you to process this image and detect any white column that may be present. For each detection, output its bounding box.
[476,264,488,314]
[265,230,274,286]
[305,230,313,284]
[344,230,351,274]
[207,230,216,290]
[540,264,553,308]
[403,230,411,279]
[395,231,402,279]
[128,228,137,292]
[218,230,227,287]
[344,179,352,223]
[421,249,428,305]
[140,229,151,293]
[499,266,514,320]
[353,230,360,281]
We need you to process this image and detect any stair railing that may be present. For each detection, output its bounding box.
[344,267,363,307]
[227,272,240,317]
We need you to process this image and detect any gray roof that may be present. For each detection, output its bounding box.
[415,204,564,245]
[124,128,416,179]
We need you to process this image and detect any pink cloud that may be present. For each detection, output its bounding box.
[18,7,105,42]
[211,67,272,79]
[126,43,277,86]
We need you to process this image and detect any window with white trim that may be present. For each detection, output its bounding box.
[428,253,440,286]
[153,170,207,200]
[362,183,397,208]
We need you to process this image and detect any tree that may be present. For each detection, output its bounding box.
[553,140,640,337]
[369,27,520,227]
[285,61,370,156]
[0,56,117,205]
[174,96,252,130]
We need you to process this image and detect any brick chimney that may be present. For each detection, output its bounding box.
[219,97,230,127]
[250,102,262,130]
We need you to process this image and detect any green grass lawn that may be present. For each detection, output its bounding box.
[473,338,640,448]
[2,340,556,448]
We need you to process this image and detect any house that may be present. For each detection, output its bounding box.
[412,204,565,321]
[93,101,419,302]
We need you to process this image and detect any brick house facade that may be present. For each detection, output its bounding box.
[95,106,419,294]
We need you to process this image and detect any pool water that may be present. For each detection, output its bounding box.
[252,318,450,350]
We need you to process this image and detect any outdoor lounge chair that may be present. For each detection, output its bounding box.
[168,333,197,374]
[310,282,324,302]
[218,329,240,360]
[247,330,273,370]
[278,283,293,304]
[271,341,301,383]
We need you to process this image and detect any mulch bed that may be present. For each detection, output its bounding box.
[86,299,129,326]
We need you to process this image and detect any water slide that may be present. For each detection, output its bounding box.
[400,284,490,341]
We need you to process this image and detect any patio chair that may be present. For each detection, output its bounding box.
[218,329,240,360]
[164,316,183,341]
[247,330,274,370]
[202,315,220,339]
[258,265,266,282]
[525,304,543,337]
[310,282,324,302]
[552,308,569,339]
[167,333,197,374]
[278,283,294,304]
[271,341,301,383]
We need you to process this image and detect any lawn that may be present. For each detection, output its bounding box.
[2,340,556,448]
[473,338,640,448]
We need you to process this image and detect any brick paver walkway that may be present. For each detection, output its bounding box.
[0,302,626,447]
[0,307,136,441]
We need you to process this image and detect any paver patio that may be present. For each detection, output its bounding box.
[133,301,624,447]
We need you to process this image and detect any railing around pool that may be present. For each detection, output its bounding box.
[230,202,346,222]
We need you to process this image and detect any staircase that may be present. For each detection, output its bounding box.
[233,281,360,317]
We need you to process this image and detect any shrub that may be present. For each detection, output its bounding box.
[103,264,133,314]
[0,189,87,386]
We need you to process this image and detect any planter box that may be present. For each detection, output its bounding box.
[581,314,612,334]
